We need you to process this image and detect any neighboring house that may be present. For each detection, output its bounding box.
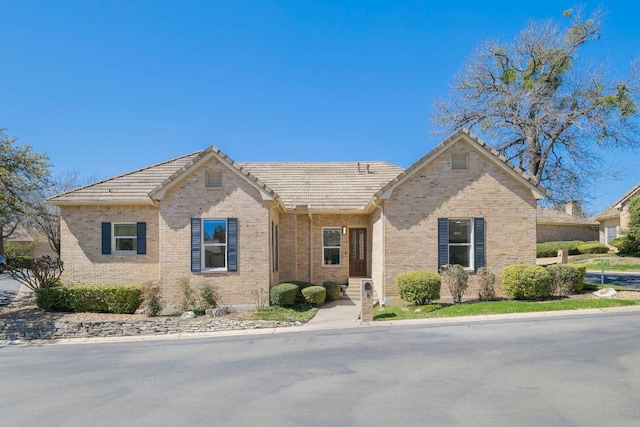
[536,202,599,243]
[48,129,546,307]
[5,225,58,259]
[594,183,640,244]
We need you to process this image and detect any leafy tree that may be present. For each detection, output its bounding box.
[622,196,640,253]
[432,7,640,202]
[0,128,51,256]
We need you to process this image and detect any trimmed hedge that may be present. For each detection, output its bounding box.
[397,270,441,304]
[301,285,327,305]
[270,283,298,307]
[501,265,553,300]
[545,264,582,296]
[576,242,609,254]
[322,281,341,302]
[35,285,142,313]
[536,241,584,258]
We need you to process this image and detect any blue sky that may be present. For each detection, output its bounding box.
[1,1,639,214]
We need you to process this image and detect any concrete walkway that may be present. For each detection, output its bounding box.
[302,297,361,331]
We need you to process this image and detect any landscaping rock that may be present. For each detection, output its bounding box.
[181,311,196,319]
[205,307,228,317]
[593,288,617,298]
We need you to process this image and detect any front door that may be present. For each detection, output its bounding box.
[349,228,367,277]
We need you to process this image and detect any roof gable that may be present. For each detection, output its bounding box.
[149,145,278,202]
[374,128,547,201]
[594,182,640,220]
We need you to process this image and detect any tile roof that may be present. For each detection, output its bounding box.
[536,207,598,225]
[239,162,403,211]
[375,128,548,200]
[48,152,201,204]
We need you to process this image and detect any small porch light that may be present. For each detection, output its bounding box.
[342,226,347,235]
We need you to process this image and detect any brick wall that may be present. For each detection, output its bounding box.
[381,140,538,300]
[60,204,159,285]
[536,224,599,243]
[158,156,271,306]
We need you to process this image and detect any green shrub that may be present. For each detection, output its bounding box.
[322,281,341,302]
[287,280,314,302]
[536,241,584,258]
[177,277,218,315]
[610,236,640,255]
[477,267,496,301]
[36,285,142,313]
[141,282,164,316]
[6,255,33,269]
[3,241,37,259]
[397,270,441,305]
[501,265,553,300]
[577,242,609,254]
[440,264,468,304]
[301,285,327,305]
[566,263,586,292]
[546,264,582,296]
[270,283,299,307]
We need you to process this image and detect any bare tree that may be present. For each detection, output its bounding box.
[432,7,640,202]
[29,170,100,256]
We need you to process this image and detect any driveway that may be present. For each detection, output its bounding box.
[0,273,22,307]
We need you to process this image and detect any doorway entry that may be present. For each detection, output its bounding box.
[349,228,367,277]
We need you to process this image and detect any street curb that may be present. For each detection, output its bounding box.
[5,303,640,347]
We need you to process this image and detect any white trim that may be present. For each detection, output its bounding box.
[322,227,342,267]
[201,218,228,272]
[112,222,137,253]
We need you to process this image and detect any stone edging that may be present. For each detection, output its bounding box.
[0,318,298,341]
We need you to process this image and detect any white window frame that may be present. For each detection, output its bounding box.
[605,226,618,244]
[322,227,342,267]
[202,219,227,271]
[448,218,474,270]
[112,222,137,253]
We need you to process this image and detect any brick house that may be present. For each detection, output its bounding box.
[594,183,640,244]
[49,129,546,307]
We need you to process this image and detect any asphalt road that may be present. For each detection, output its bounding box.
[2,311,640,426]
[585,271,640,289]
[0,272,21,307]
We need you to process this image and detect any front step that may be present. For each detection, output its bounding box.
[344,278,377,302]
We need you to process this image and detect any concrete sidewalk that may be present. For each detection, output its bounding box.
[302,297,361,330]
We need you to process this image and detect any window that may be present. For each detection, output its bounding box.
[114,223,137,252]
[606,226,617,244]
[451,153,468,170]
[101,222,147,255]
[191,218,237,272]
[323,227,341,266]
[438,218,485,271]
[448,219,472,267]
[205,171,222,188]
[203,219,227,270]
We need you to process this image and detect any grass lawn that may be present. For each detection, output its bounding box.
[255,304,318,322]
[374,291,640,321]
[570,254,640,272]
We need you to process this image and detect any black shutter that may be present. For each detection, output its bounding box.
[228,218,238,272]
[437,218,448,268]
[136,222,147,255]
[474,217,485,271]
[191,218,201,272]
[101,222,111,255]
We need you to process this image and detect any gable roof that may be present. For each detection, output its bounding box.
[48,152,202,205]
[373,128,548,202]
[48,129,546,211]
[594,183,640,220]
[240,162,403,211]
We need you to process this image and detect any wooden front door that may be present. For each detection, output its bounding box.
[349,228,367,277]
